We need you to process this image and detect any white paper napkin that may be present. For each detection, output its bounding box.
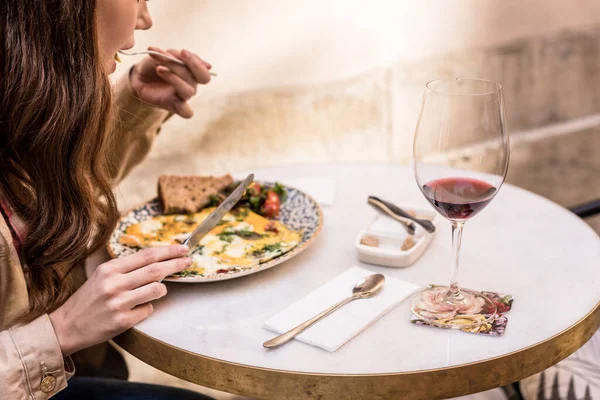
[284,178,336,206]
[264,266,421,352]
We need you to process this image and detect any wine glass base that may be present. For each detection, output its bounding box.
[410,286,497,329]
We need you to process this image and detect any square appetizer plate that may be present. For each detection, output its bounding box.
[355,204,437,268]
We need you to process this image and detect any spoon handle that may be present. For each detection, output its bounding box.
[263,295,358,349]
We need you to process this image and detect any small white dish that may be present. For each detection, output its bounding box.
[355,204,437,268]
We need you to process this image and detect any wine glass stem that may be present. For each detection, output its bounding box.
[447,221,465,304]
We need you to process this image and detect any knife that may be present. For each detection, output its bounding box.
[368,196,436,233]
[182,173,255,249]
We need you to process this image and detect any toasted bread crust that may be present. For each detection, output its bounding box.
[158,174,234,214]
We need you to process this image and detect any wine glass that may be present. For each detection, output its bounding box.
[410,78,510,329]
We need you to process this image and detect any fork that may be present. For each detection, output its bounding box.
[118,50,218,77]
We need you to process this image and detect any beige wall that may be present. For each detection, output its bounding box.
[115,1,600,209]
[118,0,600,95]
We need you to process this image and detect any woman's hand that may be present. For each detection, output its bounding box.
[49,245,191,357]
[129,47,212,119]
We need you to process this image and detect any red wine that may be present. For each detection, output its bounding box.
[422,177,496,220]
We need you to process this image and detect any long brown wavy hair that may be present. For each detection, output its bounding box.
[0,0,119,322]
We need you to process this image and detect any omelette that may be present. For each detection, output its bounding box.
[118,207,301,278]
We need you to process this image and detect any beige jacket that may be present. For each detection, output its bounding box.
[0,74,169,399]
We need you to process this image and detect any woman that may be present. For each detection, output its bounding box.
[1,1,213,398]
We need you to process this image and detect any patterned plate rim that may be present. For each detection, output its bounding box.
[106,183,324,283]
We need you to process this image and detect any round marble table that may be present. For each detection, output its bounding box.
[114,164,600,399]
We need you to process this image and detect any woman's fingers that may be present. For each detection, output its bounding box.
[103,245,189,274]
[165,48,211,84]
[140,46,213,118]
[156,66,197,100]
[122,281,167,309]
[170,99,194,119]
[125,303,155,328]
[178,49,211,84]
[123,257,191,289]
[179,50,212,71]
[148,55,196,87]
[148,47,211,86]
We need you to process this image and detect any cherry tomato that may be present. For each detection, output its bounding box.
[261,190,281,218]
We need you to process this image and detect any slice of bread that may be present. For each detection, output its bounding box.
[158,174,234,214]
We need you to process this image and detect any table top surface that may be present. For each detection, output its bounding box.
[131,164,600,376]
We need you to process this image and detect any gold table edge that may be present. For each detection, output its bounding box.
[114,300,600,399]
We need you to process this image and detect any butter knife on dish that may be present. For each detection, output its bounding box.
[368,196,435,233]
[182,173,254,249]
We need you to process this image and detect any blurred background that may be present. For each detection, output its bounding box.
[112,2,600,397]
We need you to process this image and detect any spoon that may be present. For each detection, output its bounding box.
[117,50,218,77]
[262,274,386,349]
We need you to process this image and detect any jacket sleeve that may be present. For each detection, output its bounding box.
[0,232,75,399]
[0,315,76,399]
[108,71,171,184]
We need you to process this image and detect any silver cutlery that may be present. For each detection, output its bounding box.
[263,274,386,349]
[183,173,254,249]
[368,196,435,233]
[367,197,416,235]
[118,50,218,77]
